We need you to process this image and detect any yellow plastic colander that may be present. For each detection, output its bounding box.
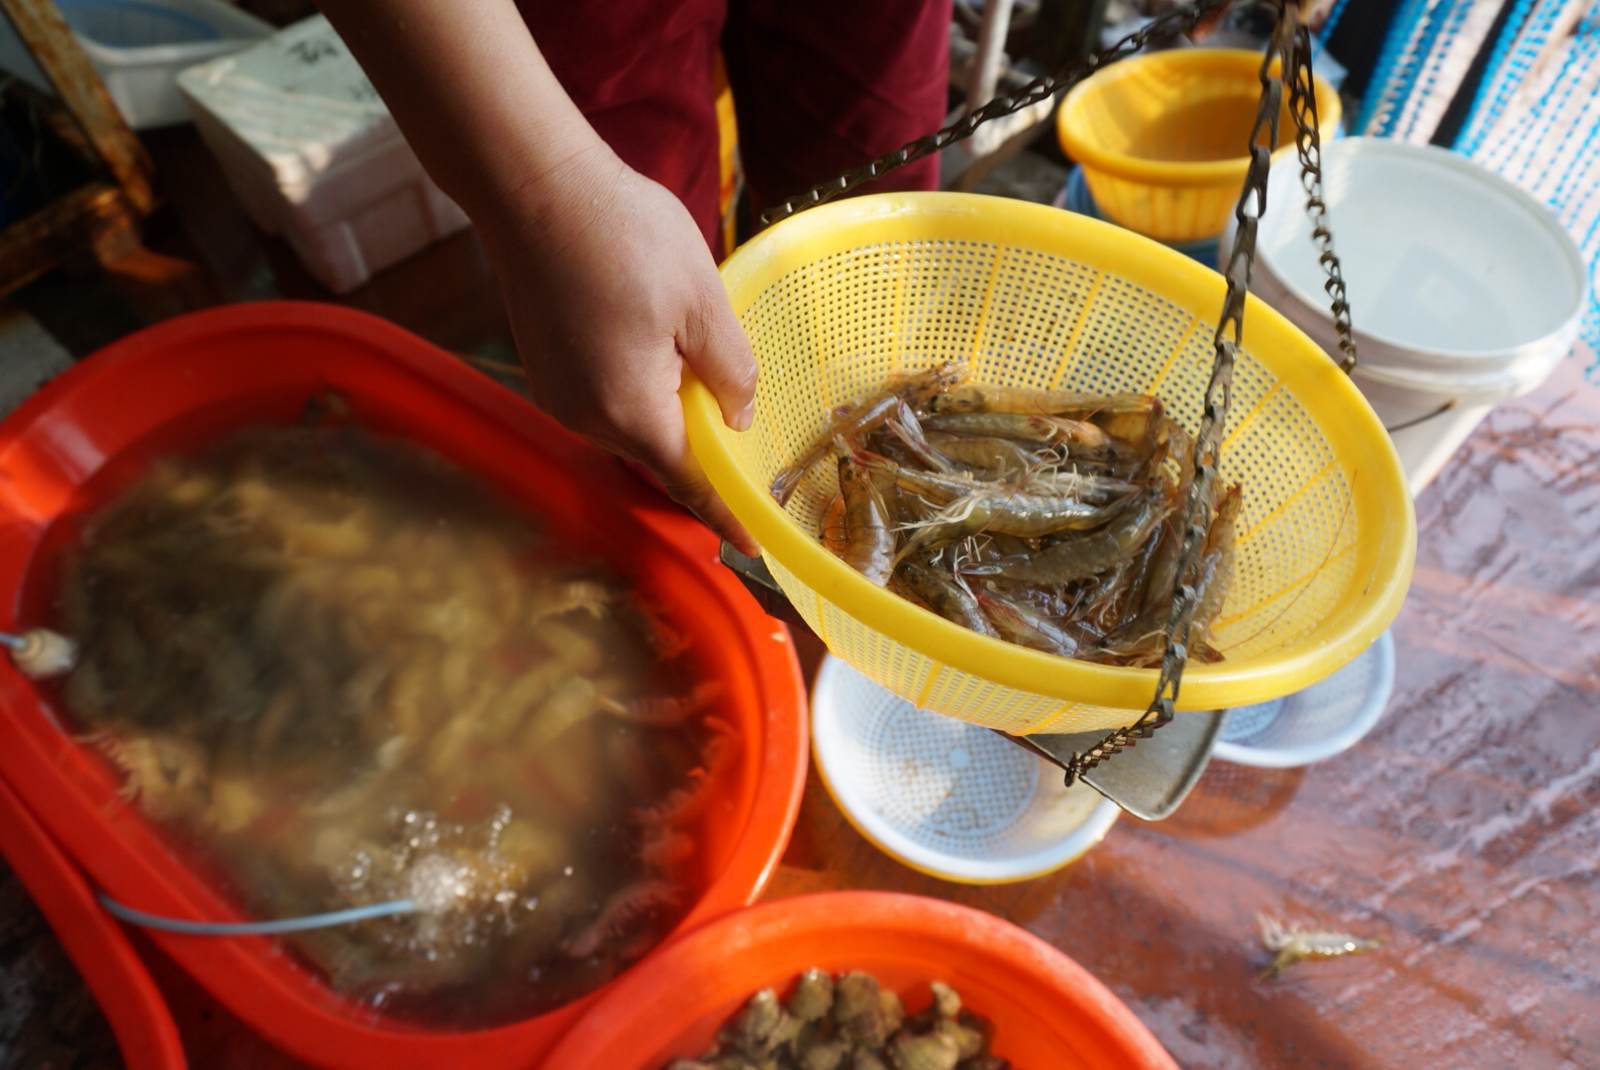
[684,192,1415,736]
[1056,49,1343,243]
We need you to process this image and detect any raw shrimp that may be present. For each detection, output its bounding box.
[974,585,1082,656]
[56,414,731,1030]
[770,362,966,505]
[987,572,1078,620]
[926,382,1158,417]
[790,369,1241,670]
[1013,467,1142,506]
[921,411,1106,446]
[1098,405,1163,449]
[1082,507,1167,634]
[1102,481,1242,665]
[820,491,849,555]
[80,728,210,822]
[883,401,953,473]
[1077,559,1135,635]
[1129,447,1218,626]
[894,561,996,637]
[860,456,985,503]
[901,482,1134,542]
[560,879,682,960]
[871,456,1134,528]
[530,578,621,622]
[922,432,1040,478]
[1258,915,1379,978]
[1188,483,1242,655]
[973,485,1170,584]
[599,680,724,728]
[836,457,896,585]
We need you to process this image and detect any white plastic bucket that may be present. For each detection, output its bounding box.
[1223,138,1586,494]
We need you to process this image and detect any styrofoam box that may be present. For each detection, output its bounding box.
[66,0,273,129]
[175,15,470,293]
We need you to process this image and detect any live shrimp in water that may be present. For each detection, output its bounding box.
[54,402,738,1028]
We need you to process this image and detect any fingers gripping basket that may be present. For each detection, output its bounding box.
[685,193,1415,736]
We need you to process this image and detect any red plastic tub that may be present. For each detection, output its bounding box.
[0,777,186,1070]
[544,891,1179,1069]
[0,302,809,1069]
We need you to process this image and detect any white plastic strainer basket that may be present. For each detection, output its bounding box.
[811,656,1119,884]
[1213,630,1395,768]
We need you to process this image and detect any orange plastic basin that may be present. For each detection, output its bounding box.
[0,777,186,1070]
[545,891,1179,1069]
[0,303,808,1070]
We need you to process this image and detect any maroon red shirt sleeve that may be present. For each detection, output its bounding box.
[517,0,951,253]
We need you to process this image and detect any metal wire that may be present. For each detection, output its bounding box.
[100,894,419,935]
[758,0,1232,225]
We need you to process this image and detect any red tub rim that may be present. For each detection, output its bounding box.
[543,890,1180,1070]
[0,776,187,1070]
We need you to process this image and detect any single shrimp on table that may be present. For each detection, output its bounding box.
[1258,915,1380,978]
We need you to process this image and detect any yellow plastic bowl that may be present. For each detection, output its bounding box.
[685,192,1413,735]
[1057,49,1343,243]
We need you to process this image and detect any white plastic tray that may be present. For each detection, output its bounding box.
[811,656,1119,883]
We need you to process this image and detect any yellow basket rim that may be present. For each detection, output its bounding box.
[1056,48,1343,188]
[685,191,1414,714]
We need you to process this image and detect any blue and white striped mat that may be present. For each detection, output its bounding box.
[1357,0,1600,373]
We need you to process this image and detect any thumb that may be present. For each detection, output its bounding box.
[680,280,759,432]
[623,392,760,556]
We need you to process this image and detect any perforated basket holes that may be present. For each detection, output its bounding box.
[1212,362,1358,660]
[894,241,994,369]
[816,658,1116,864]
[820,591,940,708]
[968,247,1099,391]
[768,557,946,726]
[784,553,1129,735]
[923,670,1060,734]
[839,681,1040,852]
[1057,275,1186,397]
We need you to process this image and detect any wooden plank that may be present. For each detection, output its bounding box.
[0,0,153,213]
[0,181,137,298]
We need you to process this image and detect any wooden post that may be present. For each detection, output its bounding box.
[0,0,152,211]
[0,0,165,298]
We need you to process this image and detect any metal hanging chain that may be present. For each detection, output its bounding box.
[1283,17,1358,371]
[759,0,1231,226]
[1061,2,1317,783]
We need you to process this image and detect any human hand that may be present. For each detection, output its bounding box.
[478,144,760,553]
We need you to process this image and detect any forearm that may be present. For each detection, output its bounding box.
[318,1,758,550]
[315,0,610,224]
